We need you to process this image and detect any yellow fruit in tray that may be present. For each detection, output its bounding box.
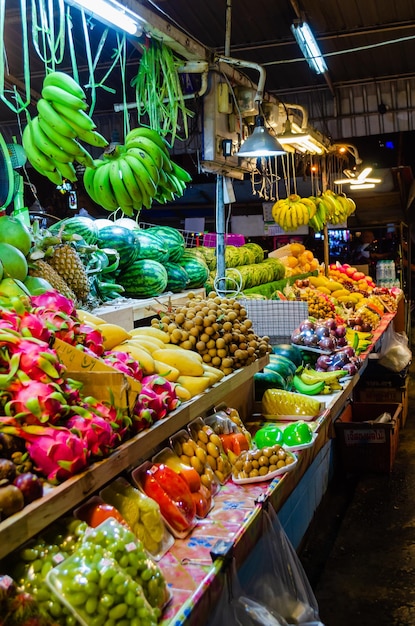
[262,389,322,418]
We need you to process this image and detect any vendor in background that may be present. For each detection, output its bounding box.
[352,230,396,276]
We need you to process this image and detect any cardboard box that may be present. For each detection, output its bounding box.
[54,338,142,415]
[353,377,409,428]
[334,402,401,474]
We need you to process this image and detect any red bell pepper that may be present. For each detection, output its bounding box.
[141,463,196,533]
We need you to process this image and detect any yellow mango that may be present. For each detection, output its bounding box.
[153,359,180,382]
[331,289,351,299]
[126,337,165,353]
[309,275,329,288]
[317,286,331,295]
[326,281,345,292]
[177,375,212,398]
[129,327,170,343]
[152,348,204,376]
[76,309,106,326]
[174,384,192,402]
[98,324,132,350]
[202,363,225,383]
[163,345,203,362]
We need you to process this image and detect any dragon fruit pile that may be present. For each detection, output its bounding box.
[0,290,180,486]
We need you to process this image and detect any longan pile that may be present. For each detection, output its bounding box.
[232,444,295,480]
[297,287,335,319]
[151,292,271,374]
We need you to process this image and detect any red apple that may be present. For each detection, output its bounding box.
[14,473,43,505]
[346,266,357,277]
[352,271,365,281]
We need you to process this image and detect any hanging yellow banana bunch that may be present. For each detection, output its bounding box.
[271,194,317,231]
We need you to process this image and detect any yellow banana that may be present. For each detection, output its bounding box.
[290,205,298,230]
[302,196,317,219]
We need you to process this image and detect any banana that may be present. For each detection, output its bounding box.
[123,153,154,209]
[60,118,109,148]
[124,136,165,170]
[83,164,100,204]
[30,116,74,164]
[125,146,160,187]
[117,156,143,208]
[346,196,356,215]
[109,159,135,212]
[27,152,63,185]
[74,143,95,168]
[41,84,88,111]
[22,122,57,173]
[38,115,84,158]
[301,196,317,219]
[54,160,77,182]
[293,374,325,395]
[93,161,119,212]
[171,160,192,183]
[52,101,96,131]
[43,71,86,100]
[290,205,298,230]
[125,127,170,157]
[37,98,77,138]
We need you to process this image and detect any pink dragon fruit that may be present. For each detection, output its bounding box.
[103,350,144,382]
[66,414,116,457]
[74,323,104,356]
[141,374,180,413]
[131,404,157,433]
[31,291,76,317]
[79,398,132,444]
[24,426,89,483]
[4,379,71,425]
[17,311,52,343]
[7,336,66,384]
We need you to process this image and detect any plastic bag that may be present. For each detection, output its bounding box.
[378,325,412,372]
[208,560,290,626]
[238,504,323,625]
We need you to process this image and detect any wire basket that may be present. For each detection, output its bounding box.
[238,300,309,344]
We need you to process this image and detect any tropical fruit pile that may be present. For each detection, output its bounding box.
[271,190,356,232]
[269,242,320,277]
[22,72,108,184]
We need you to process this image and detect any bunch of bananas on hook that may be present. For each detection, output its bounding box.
[318,189,357,225]
[22,71,108,185]
[82,127,192,216]
[271,194,317,231]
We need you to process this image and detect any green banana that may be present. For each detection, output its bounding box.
[293,374,325,395]
[38,115,84,157]
[93,161,119,211]
[74,143,95,168]
[43,71,86,100]
[117,156,143,208]
[41,84,88,111]
[125,147,160,187]
[30,116,74,164]
[62,119,109,148]
[171,160,192,183]
[123,153,154,209]
[109,160,135,212]
[22,122,56,173]
[55,160,77,182]
[52,101,96,131]
[37,98,77,138]
[125,127,170,157]
[124,136,164,170]
[83,164,100,204]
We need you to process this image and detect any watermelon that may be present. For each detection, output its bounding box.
[118,259,168,298]
[179,253,209,288]
[271,344,303,367]
[243,242,264,263]
[145,225,185,262]
[96,225,138,268]
[133,229,169,263]
[50,216,99,245]
[165,261,189,293]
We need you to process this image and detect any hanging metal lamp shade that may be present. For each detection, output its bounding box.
[236,115,286,158]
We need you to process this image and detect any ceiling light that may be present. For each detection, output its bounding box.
[349,183,376,190]
[334,166,382,186]
[236,115,286,158]
[65,0,144,35]
[291,21,328,75]
[277,131,326,155]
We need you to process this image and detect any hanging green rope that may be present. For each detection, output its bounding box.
[0,0,32,113]
[131,37,194,144]
[31,0,65,68]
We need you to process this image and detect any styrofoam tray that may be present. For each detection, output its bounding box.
[232,454,297,485]
[282,432,318,452]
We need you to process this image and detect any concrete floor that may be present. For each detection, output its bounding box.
[300,360,415,626]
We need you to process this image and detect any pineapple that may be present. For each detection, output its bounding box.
[47,243,90,302]
[29,259,77,301]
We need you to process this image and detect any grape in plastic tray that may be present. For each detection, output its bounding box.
[46,553,159,626]
[78,518,170,611]
[99,476,174,561]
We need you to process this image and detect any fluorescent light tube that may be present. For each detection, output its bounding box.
[349,183,376,190]
[291,21,328,75]
[66,0,144,35]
